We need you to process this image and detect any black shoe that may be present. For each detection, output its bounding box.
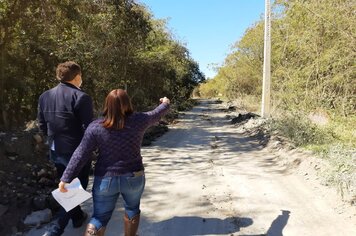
[42,232,59,236]
[72,211,88,228]
[42,223,63,236]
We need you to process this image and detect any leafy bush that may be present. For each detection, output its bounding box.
[176,99,198,111]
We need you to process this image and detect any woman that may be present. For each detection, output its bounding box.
[58,89,170,236]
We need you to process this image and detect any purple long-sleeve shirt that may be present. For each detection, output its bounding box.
[61,103,170,183]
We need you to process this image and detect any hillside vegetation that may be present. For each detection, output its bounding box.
[0,0,205,130]
[197,0,355,196]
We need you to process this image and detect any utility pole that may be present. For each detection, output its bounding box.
[261,0,271,118]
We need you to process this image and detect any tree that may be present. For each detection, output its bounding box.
[0,0,205,129]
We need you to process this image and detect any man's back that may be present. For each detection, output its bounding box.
[38,82,93,155]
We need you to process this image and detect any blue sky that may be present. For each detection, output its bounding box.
[138,0,265,78]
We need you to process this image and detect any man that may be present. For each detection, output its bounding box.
[38,61,94,236]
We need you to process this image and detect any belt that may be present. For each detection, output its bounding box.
[133,170,144,177]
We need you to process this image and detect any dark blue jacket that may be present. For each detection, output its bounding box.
[37,82,94,155]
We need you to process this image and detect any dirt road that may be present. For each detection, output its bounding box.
[26,99,356,236]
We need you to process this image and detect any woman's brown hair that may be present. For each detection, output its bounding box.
[102,89,133,129]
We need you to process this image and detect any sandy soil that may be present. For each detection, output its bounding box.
[26,99,356,236]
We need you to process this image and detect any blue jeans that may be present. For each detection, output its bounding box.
[90,173,145,230]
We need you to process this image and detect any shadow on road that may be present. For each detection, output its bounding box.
[266,210,290,236]
[140,215,253,236]
[239,210,290,236]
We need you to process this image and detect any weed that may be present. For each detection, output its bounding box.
[270,112,334,146]
[319,144,356,200]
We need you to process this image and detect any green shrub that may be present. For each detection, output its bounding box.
[271,112,334,146]
[176,99,197,111]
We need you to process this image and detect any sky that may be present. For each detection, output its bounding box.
[138,0,266,78]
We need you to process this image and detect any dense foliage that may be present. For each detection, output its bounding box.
[0,0,204,129]
[199,0,355,117]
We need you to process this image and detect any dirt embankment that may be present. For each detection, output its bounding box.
[225,102,355,207]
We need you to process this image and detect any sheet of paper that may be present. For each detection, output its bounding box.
[51,178,92,212]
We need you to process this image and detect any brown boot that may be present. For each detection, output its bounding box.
[124,213,140,236]
[96,227,106,236]
[84,223,106,236]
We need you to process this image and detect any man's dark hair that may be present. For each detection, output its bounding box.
[56,61,81,82]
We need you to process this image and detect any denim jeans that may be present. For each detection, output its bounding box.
[48,150,91,234]
[89,173,145,230]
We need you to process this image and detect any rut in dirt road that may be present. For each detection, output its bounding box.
[26,99,356,236]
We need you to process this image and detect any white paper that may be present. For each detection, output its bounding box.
[51,178,92,212]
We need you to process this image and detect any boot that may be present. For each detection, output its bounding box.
[97,227,106,236]
[124,213,140,236]
[84,223,106,236]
